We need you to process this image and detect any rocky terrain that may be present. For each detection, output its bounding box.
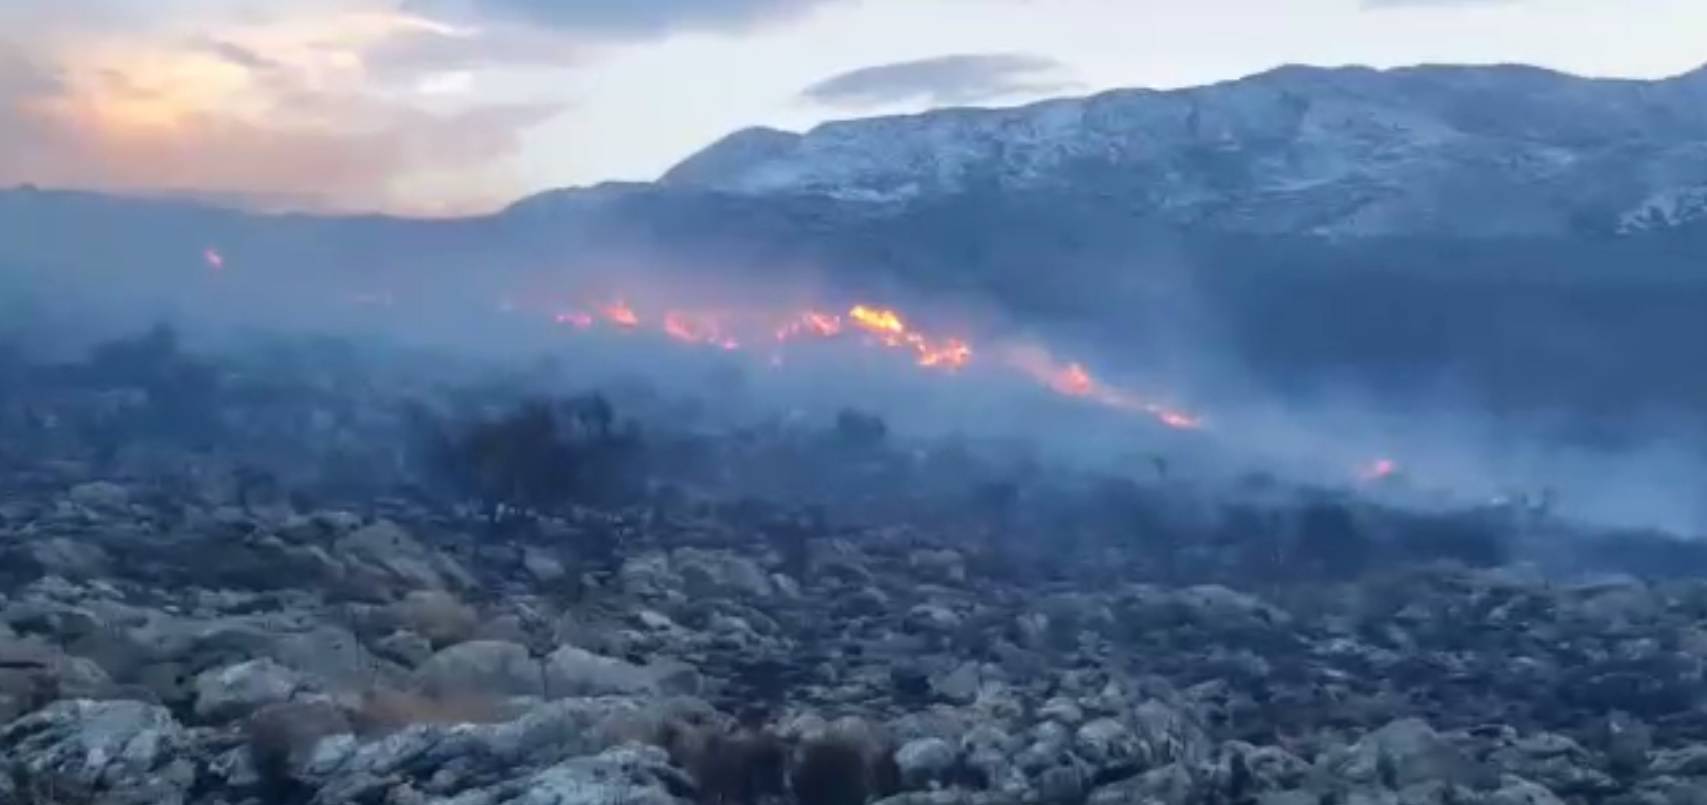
[4,327,1707,805]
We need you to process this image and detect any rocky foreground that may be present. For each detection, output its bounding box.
[5,472,1707,805]
[4,331,1707,805]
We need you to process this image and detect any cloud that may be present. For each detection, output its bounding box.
[0,8,567,214]
[405,0,839,38]
[802,53,1072,109]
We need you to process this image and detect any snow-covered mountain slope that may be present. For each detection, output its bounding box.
[664,64,1707,237]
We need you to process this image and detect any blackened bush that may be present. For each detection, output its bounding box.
[1290,501,1374,580]
[75,323,225,453]
[420,394,644,513]
[663,724,789,805]
[790,738,870,805]
[790,734,899,805]
[834,409,887,449]
[1391,510,1510,568]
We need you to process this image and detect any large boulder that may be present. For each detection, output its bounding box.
[302,698,665,802]
[416,640,545,699]
[0,635,114,722]
[896,737,960,790]
[544,646,659,698]
[193,658,319,723]
[672,549,774,599]
[1130,699,1211,771]
[436,744,690,805]
[1322,718,1487,790]
[0,699,195,805]
[335,519,472,593]
[389,590,480,648]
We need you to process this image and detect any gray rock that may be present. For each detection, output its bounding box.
[438,744,691,805]
[1035,760,1089,804]
[875,793,1019,805]
[543,646,658,698]
[193,658,316,723]
[1651,744,1707,777]
[1229,742,1310,792]
[1482,776,1566,805]
[673,549,773,599]
[905,604,964,634]
[897,737,960,789]
[68,481,130,512]
[1491,732,1615,796]
[961,724,1022,794]
[28,536,112,578]
[1131,699,1210,771]
[845,586,892,616]
[0,636,114,721]
[932,662,981,705]
[0,699,194,805]
[302,698,657,802]
[335,519,471,592]
[1087,762,1194,805]
[1325,718,1484,790]
[374,630,436,668]
[1075,718,1140,770]
[620,553,681,599]
[417,640,545,698]
[1602,711,1653,774]
[390,590,480,647]
[270,625,398,689]
[909,549,966,584]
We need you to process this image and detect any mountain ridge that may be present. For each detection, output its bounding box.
[661,62,1707,237]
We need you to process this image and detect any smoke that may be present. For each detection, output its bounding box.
[3,190,1703,540]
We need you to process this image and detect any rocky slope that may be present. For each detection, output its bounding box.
[665,64,1707,237]
[5,330,1707,805]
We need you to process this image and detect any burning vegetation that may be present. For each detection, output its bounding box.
[542,293,1198,432]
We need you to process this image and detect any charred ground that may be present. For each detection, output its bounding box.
[3,326,1707,805]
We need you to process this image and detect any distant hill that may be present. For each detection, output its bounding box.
[4,64,1707,437]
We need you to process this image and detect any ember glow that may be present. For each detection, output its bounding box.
[203,247,225,271]
[1360,458,1399,482]
[775,311,844,341]
[663,311,740,350]
[553,311,594,329]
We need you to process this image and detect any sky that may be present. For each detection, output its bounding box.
[1,0,1704,215]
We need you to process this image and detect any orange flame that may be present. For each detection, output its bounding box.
[846,305,970,369]
[775,311,843,341]
[1053,363,1095,397]
[1004,345,1202,430]
[535,293,1198,427]
[663,311,740,350]
[602,300,639,328]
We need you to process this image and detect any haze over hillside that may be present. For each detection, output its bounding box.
[4,64,1706,474]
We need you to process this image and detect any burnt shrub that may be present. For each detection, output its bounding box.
[834,408,888,449]
[72,323,225,455]
[1289,500,1375,580]
[663,724,789,805]
[417,394,644,513]
[1390,510,1510,568]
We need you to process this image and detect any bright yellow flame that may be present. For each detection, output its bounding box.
[849,305,906,335]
